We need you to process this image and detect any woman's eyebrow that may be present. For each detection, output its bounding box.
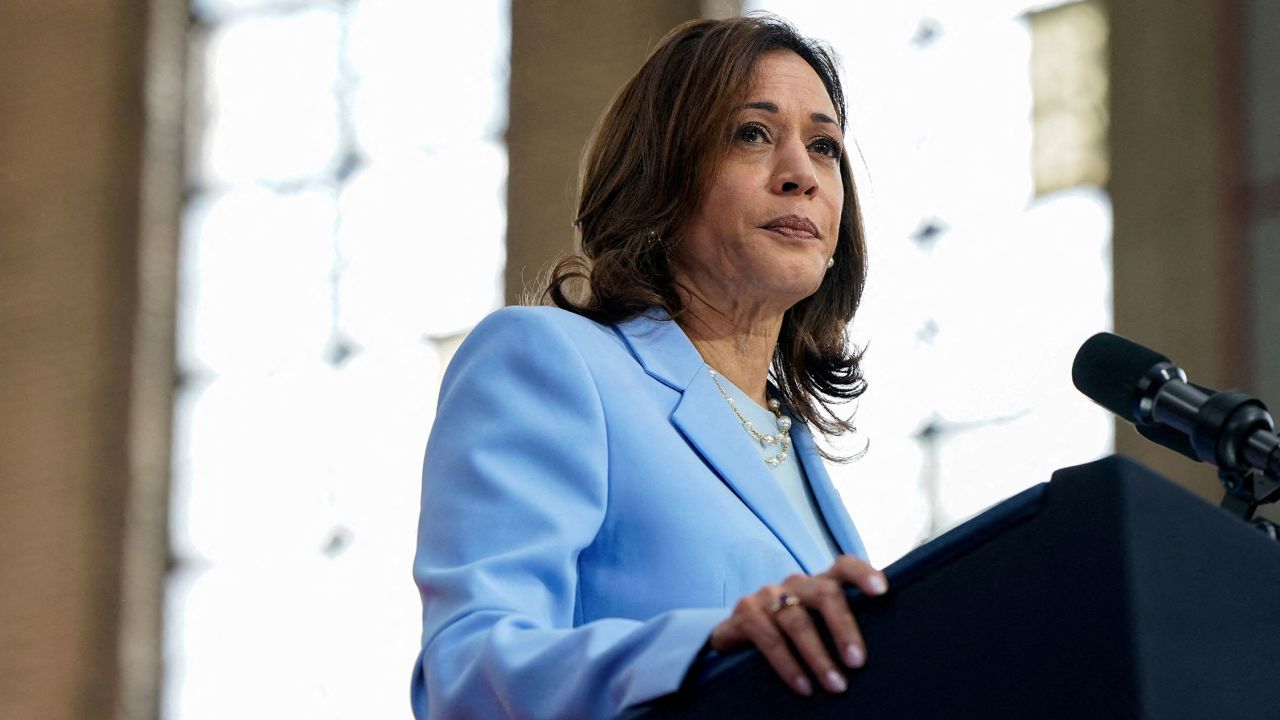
[739,101,839,129]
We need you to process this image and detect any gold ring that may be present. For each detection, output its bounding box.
[769,593,802,613]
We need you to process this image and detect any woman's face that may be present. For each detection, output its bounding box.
[674,49,844,318]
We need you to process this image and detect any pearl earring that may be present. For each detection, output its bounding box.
[826,257,835,269]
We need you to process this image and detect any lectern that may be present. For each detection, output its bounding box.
[622,455,1280,719]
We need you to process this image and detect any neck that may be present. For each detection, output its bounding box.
[674,286,782,409]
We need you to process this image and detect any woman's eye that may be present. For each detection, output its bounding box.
[810,137,842,159]
[736,124,768,144]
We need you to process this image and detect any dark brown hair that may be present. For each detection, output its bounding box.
[539,14,868,451]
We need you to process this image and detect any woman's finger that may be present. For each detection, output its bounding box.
[712,590,813,696]
[774,576,847,693]
[825,555,888,597]
[805,574,866,669]
[740,592,815,696]
[712,559,887,697]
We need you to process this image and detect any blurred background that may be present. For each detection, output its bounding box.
[1,0,1276,717]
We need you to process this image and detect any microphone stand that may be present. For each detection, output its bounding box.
[1218,467,1280,536]
[1205,391,1280,536]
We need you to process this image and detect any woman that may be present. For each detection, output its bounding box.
[412,15,888,719]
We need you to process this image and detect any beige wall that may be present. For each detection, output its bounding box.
[1245,0,1280,411]
[1107,0,1275,501]
[0,0,150,716]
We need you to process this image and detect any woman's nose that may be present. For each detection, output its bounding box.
[770,139,819,196]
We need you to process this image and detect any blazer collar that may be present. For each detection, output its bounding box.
[615,311,838,574]
[790,422,868,560]
[611,309,702,391]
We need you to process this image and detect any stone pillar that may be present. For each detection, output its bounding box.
[1244,0,1280,408]
[1107,0,1250,499]
[0,0,159,717]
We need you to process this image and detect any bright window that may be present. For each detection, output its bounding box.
[167,1,509,717]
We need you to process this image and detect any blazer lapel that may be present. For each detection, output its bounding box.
[671,374,832,574]
[790,422,869,560]
[615,312,833,574]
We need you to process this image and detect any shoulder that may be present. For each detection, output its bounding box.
[441,306,631,395]
[457,306,629,369]
[466,305,616,347]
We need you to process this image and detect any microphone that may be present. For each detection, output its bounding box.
[1072,332,1280,481]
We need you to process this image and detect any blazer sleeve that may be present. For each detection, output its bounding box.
[410,307,727,720]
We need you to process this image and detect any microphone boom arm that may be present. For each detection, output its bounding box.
[1169,389,1280,521]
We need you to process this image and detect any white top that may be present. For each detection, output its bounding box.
[715,373,841,566]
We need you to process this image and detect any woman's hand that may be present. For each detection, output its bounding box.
[708,556,888,696]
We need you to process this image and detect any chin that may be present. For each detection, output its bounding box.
[768,274,826,309]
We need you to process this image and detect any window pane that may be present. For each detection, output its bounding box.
[178,187,337,375]
[164,563,336,720]
[193,8,343,186]
[322,537,426,718]
[329,341,440,545]
[170,366,339,563]
[348,0,510,158]
[336,144,506,343]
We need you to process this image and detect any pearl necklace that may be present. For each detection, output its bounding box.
[708,368,793,468]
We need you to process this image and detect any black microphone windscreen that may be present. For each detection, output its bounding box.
[1072,332,1171,420]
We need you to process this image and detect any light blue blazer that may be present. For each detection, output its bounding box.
[411,306,867,719]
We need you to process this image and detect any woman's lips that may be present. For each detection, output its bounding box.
[764,225,818,239]
[761,215,820,239]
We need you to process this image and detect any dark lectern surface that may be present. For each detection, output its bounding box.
[621,455,1280,719]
